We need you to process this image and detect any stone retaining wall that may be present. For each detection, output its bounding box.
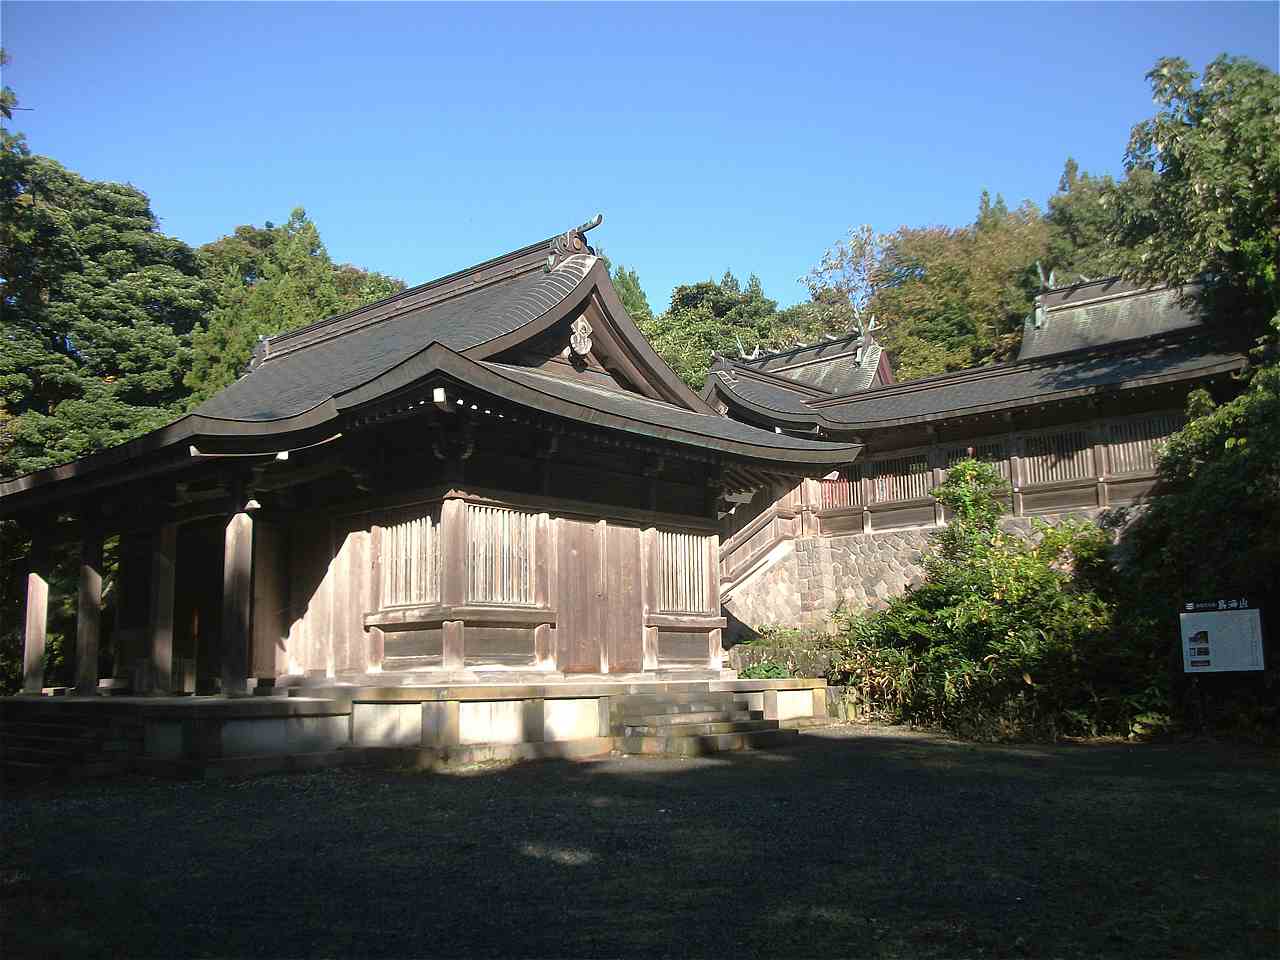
[725,509,1112,632]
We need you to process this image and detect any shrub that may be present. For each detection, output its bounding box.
[826,460,1168,740]
[739,659,791,680]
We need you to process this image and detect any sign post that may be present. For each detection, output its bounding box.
[1178,597,1266,732]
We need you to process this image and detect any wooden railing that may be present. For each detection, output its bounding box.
[770,410,1186,545]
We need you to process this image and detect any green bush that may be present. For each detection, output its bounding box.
[826,460,1170,740]
[739,659,791,680]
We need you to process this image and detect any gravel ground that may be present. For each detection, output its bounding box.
[2,724,1277,959]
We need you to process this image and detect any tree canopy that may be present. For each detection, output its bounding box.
[186,209,403,404]
[1110,55,1280,343]
[0,153,212,476]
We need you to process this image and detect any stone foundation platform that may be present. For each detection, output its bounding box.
[1,678,829,780]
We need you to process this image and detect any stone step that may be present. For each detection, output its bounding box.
[0,743,87,764]
[617,728,799,757]
[611,692,731,707]
[623,709,763,726]
[1,721,101,740]
[0,760,57,784]
[614,700,741,716]
[622,719,778,737]
[1,731,102,752]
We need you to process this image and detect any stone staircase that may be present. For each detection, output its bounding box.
[0,704,141,784]
[611,689,798,756]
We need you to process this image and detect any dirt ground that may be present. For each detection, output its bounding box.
[2,724,1277,959]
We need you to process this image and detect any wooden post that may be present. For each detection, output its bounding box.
[641,527,659,670]
[221,510,254,696]
[75,530,104,696]
[1010,436,1025,517]
[440,497,466,668]
[148,523,178,694]
[20,532,51,694]
[708,628,724,672]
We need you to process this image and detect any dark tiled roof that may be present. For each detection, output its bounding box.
[1019,279,1202,361]
[196,254,596,421]
[483,363,854,456]
[734,332,882,394]
[712,370,817,415]
[814,338,1242,427]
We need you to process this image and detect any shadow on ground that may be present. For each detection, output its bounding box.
[2,725,1277,958]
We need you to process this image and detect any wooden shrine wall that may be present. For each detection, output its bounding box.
[273,487,723,680]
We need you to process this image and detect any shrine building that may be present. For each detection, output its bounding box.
[1,218,849,775]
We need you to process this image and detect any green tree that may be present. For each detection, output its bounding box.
[852,197,1049,380]
[1110,56,1280,343]
[0,153,211,477]
[640,271,781,387]
[610,263,653,326]
[1045,158,1120,282]
[186,209,403,403]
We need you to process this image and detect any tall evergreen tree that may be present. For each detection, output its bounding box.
[0,151,211,477]
[610,263,653,326]
[1045,158,1120,282]
[186,209,404,403]
[640,272,783,387]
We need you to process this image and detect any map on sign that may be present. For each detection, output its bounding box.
[1179,599,1266,673]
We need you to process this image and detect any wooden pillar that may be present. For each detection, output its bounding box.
[708,628,724,672]
[367,524,384,672]
[148,523,178,694]
[1010,436,1026,517]
[20,533,52,694]
[75,531,104,696]
[220,510,254,696]
[640,527,660,671]
[533,512,555,670]
[440,497,466,668]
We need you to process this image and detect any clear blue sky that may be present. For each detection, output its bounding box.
[2,2,1277,309]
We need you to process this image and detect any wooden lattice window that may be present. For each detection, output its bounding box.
[381,512,440,607]
[466,503,536,605]
[1106,413,1183,475]
[1022,430,1092,485]
[657,530,713,613]
[863,454,932,504]
[820,467,862,509]
[944,442,1011,479]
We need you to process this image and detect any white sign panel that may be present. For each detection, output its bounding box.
[1179,599,1266,673]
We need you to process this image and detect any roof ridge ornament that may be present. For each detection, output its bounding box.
[546,213,604,272]
[734,334,762,361]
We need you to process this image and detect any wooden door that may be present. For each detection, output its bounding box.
[555,519,644,673]
[604,524,643,672]
[556,519,602,672]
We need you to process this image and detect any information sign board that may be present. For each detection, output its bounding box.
[1179,598,1265,673]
